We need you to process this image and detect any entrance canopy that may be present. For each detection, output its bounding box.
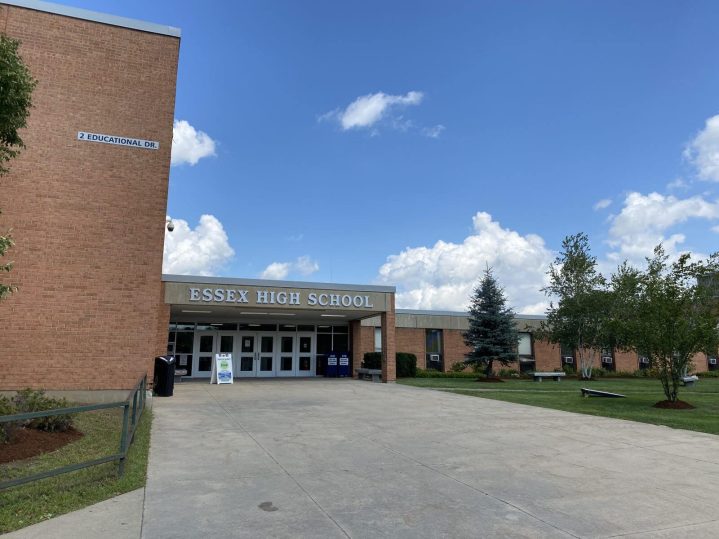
[163,275,395,323]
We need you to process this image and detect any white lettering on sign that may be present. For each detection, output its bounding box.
[77,131,159,150]
[188,287,376,309]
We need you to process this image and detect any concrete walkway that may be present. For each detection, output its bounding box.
[140,379,719,538]
[8,380,719,538]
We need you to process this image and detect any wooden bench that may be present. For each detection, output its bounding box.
[533,372,566,382]
[355,368,382,382]
[581,388,626,398]
[682,375,699,387]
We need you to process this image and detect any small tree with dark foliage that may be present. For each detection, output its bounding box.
[463,267,518,377]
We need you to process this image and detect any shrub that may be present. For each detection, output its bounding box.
[0,395,17,443]
[592,367,607,378]
[450,361,468,373]
[697,370,719,378]
[498,368,519,378]
[361,352,382,369]
[13,388,74,432]
[561,364,576,375]
[415,369,478,379]
[396,353,417,378]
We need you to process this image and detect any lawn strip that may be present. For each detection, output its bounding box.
[398,378,719,436]
[0,408,152,534]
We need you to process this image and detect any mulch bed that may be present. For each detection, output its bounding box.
[653,400,695,410]
[0,427,83,464]
[475,377,504,383]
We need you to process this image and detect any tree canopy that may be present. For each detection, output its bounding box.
[539,233,612,379]
[0,34,36,300]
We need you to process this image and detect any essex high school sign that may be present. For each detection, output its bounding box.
[164,282,391,312]
[190,287,374,308]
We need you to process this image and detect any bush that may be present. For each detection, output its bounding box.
[396,353,417,378]
[498,368,519,378]
[361,352,382,369]
[0,395,17,444]
[450,361,469,373]
[592,367,607,378]
[415,369,478,379]
[13,388,74,432]
[561,364,576,375]
[697,370,719,378]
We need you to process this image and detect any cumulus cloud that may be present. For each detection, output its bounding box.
[422,124,446,139]
[606,192,719,264]
[320,91,424,132]
[377,212,553,314]
[260,256,319,280]
[171,120,216,166]
[163,215,234,275]
[685,114,719,182]
[593,198,612,211]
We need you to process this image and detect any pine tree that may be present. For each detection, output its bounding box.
[463,267,519,377]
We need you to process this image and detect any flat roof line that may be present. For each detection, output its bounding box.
[396,309,546,320]
[3,0,181,37]
[162,274,396,294]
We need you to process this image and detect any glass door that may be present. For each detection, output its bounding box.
[192,331,216,378]
[297,333,314,376]
[277,335,295,377]
[237,333,258,378]
[257,333,276,377]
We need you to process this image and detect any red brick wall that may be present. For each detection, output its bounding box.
[0,6,178,390]
[443,329,471,372]
[396,328,426,369]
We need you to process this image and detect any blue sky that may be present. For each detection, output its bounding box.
[60,0,719,312]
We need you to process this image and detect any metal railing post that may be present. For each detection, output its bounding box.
[118,402,130,477]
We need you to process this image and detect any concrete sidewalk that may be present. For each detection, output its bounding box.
[4,488,144,539]
[141,380,719,538]
[7,380,719,538]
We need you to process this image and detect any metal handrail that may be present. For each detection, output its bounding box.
[0,374,148,491]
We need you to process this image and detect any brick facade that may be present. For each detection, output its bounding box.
[0,5,179,390]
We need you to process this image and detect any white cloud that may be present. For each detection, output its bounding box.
[260,255,319,280]
[171,120,216,166]
[666,177,688,191]
[712,225,719,234]
[606,192,719,263]
[377,212,553,314]
[593,198,612,211]
[421,124,446,139]
[685,114,719,182]
[321,91,424,131]
[163,215,234,275]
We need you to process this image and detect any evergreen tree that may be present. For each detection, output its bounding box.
[463,267,519,377]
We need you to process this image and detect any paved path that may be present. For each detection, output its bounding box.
[140,379,719,538]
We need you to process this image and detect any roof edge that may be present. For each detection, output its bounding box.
[3,0,181,37]
[162,274,396,294]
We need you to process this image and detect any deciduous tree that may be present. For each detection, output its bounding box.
[539,233,612,379]
[0,34,36,300]
[612,246,719,403]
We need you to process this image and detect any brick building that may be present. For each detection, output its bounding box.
[0,1,714,399]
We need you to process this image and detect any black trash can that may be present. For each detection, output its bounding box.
[154,356,176,397]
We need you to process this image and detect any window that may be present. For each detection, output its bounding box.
[518,333,532,357]
[426,329,443,371]
[560,344,575,372]
[374,328,382,353]
[601,347,615,372]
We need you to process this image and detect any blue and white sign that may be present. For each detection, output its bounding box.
[210,353,234,384]
[77,131,159,150]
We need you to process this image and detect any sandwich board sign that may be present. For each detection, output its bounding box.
[210,353,233,384]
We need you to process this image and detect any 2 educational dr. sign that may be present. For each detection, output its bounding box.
[77,131,159,150]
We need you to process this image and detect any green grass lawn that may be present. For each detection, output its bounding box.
[398,377,719,435]
[0,407,152,534]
